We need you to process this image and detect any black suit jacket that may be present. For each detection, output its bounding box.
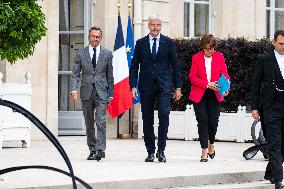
[129,34,181,92]
[251,52,284,110]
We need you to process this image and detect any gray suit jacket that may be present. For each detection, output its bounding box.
[71,46,114,102]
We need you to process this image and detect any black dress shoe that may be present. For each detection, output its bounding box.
[264,173,275,184]
[96,150,105,158]
[145,153,155,162]
[156,152,166,163]
[275,182,284,189]
[208,150,215,159]
[87,151,96,160]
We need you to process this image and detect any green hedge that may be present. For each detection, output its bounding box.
[170,37,274,112]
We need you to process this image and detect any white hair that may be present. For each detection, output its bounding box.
[148,14,162,22]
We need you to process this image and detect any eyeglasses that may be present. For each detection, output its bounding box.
[89,35,102,39]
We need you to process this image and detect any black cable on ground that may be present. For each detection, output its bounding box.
[0,99,78,188]
[0,165,93,189]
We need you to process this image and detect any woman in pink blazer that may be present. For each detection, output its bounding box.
[189,34,230,162]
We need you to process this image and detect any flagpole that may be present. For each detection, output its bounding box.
[127,0,133,138]
[128,0,132,16]
[116,0,121,139]
[117,0,121,15]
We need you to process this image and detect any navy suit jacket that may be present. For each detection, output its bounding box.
[130,34,181,92]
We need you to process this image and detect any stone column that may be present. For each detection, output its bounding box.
[46,0,59,137]
[133,0,143,41]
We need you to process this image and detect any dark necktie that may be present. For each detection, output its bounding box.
[92,47,96,71]
[152,38,157,60]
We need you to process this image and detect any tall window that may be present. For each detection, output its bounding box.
[184,0,211,38]
[59,0,90,111]
[266,0,284,39]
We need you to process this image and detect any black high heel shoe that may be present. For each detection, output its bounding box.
[208,150,215,159]
[200,155,208,162]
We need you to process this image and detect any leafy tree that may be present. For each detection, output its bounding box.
[0,0,47,64]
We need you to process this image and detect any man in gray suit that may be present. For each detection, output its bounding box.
[71,26,114,161]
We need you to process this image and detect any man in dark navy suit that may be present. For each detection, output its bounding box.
[130,14,182,163]
[251,30,284,189]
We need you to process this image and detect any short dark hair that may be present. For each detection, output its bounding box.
[89,26,102,36]
[274,30,284,41]
[200,34,217,49]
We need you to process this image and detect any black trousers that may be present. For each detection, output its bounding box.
[263,101,284,182]
[140,82,171,154]
[193,89,221,149]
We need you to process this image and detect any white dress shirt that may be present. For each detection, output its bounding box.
[204,56,212,82]
[274,50,284,79]
[149,33,160,53]
[89,44,101,64]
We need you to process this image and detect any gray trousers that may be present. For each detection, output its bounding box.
[82,87,107,152]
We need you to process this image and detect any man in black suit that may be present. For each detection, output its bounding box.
[251,30,284,189]
[130,14,182,163]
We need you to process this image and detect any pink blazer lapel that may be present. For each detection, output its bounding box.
[198,52,207,80]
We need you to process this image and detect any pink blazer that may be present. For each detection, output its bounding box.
[188,51,230,103]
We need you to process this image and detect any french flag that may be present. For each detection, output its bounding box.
[107,15,133,118]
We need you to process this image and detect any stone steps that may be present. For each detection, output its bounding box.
[169,181,273,189]
[10,171,270,189]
